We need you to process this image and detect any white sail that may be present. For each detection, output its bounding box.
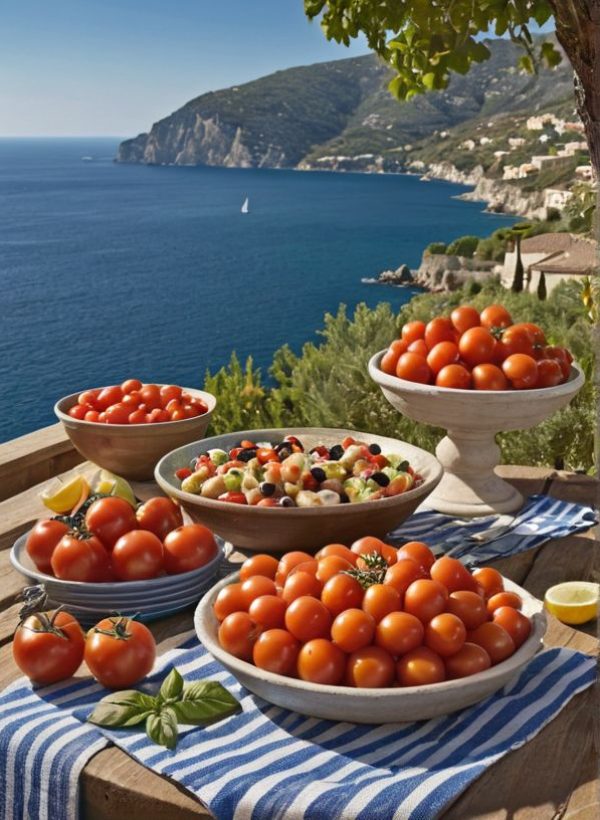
[241,197,249,213]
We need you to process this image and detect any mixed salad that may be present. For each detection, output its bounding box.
[175,435,423,507]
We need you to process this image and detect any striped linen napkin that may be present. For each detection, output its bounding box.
[389,494,597,566]
[0,634,595,820]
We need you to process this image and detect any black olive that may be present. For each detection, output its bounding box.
[260,482,276,497]
[279,496,295,507]
[368,443,382,455]
[339,492,350,503]
[310,467,327,483]
[371,472,390,487]
[329,444,344,460]
[275,443,293,459]
[237,449,257,463]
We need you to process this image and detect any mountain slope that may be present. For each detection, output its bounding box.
[117,41,573,169]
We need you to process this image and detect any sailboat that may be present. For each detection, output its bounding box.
[241,197,249,214]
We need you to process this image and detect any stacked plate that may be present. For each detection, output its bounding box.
[11,532,226,626]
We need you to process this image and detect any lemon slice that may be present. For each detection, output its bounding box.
[544,581,600,625]
[41,475,90,514]
[94,470,137,508]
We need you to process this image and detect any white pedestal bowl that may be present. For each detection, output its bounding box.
[369,352,585,517]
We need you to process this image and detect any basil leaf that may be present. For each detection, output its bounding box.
[88,691,157,728]
[146,706,178,749]
[173,681,240,724]
[159,667,184,702]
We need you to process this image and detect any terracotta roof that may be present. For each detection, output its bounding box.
[521,233,576,253]
[530,236,597,275]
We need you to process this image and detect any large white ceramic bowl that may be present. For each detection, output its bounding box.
[155,427,443,552]
[195,571,546,723]
[369,352,585,516]
[55,385,216,481]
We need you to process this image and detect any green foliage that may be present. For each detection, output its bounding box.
[203,280,594,472]
[425,241,447,255]
[537,272,547,301]
[564,182,596,234]
[445,235,479,258]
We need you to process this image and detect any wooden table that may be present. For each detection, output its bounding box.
[0,426,598,819]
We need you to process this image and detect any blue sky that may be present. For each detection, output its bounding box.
[0,0,369,137]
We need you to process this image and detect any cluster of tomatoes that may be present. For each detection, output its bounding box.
[67,380,209,424]
[13,610,156,688]
[26,495,218,582]
[214,537,531,687]
[380,304,573,390]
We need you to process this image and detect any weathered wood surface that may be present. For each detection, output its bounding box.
[0,453,598,820]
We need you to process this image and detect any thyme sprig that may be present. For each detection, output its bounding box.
[343,551,389,589]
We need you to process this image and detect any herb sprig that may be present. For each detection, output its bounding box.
[343,551,389,588]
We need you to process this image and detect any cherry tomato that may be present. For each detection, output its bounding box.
[487,591,522,614]
[136,497,183,541]
[276,551,314,586]
[375,611,424,656]
[381,340,408,375]
[68,405,87,420]
[401,321,426,345]
[84,410,100,422]
[26,519,70,574]
[446,590,488,630]
[111,530,164,580]
[502,353,538,389]
[148,408,170,423]
[248,595,287,630]
[397,542,435,573]
[95,385,123,411]
[252,629,300,676]
[331,608,375,653]
[285,596,332,643]
[13,610,85,684]
[51,533,112,582]
[535,358,563,388]
[403,579,447,623]
[471,363,509,390]
[85,616,156,688]
[104,403,130,424]
[430,556,477,593]
[159,384,183,406]
[162,524,217,575]
[511,322,546,346]
[427,341,459,375]
[424,317,455,350]
[128,409,148,424]
[240,575,277,606]
[480,304,513,330]
[346,646,395,688]
[315,544,358,565]
[396,646,445,686]
[120,391,141,407]
[213,582,246,621]
[383,558,424,595]
[362,584,401,623]
[425,613,467,657]
[501,326,535,357]
[352,536,397,567]
[468,621,515,664]
[85,496,138,550]
[297,639,346,685]
[139,384,162,410]
[458,327,496,367]
[445,642,491,679]
[492,606,531,648]
[396,352,432,384]
[451,306,480,335]
[436,363,471,389]
[407,339,429,358]
[78,389,99,408]
[121,379,143,394]
[472,567,504,598]
[543,346,571,380]
[321,574,364,616]
[282,570,322,603]
[289,559,319,578]
[316,555,353,584]
[240,554,279,581]
[218,491,247,504]
[218,612,262,661]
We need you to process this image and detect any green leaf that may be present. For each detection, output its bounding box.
[146,706,178,750]
[518,54,535,74]
[88,691,157,728]
[540,41,562,68]
[173,681,241,725]
[159,667,184,702]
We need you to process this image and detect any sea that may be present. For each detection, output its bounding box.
[0,138,516,442]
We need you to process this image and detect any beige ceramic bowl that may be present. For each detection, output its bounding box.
[155,427,443,553]
[55,386,216,481]
[195,572,546,722]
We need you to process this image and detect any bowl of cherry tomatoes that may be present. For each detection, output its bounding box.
[369,304,584,517]
[195,538,546,722]
[55,379,216,480]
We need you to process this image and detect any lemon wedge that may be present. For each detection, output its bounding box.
[94,470,137,508]
[41,475,90,514]
[544,581,600,625]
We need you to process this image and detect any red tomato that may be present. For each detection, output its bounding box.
[501,326,535,357]
[375,611,424,656]
[502,354,538,389]
[85,496,138,549]
[468,622,515,664]
[139,384,162,410]
[159,384,183,406]
[95,386,123,411]
[84,410,100,422]
[445,642,491,679]
[396,646,445,686]
[68,405,87,420]
[543,346,571,380]
[121,379,143,393]
[511,322,546,346]
[78,389,99,408]
[436,364,471,389]
[213,583,247,621]
[162,523,218,575]
[13,610,85,684]
[285,596,332,643]
[351,536,397,566]
[403,579,447,623]
[104,403,130,424]
[85,616,156,688]
[51,533,112,582]
[492,606,531,648]
[253,629,300,676]
[248,595,287,630]
[128,409,148,424]
[424,317,456,350]
[458,327,496,367]
[331,608,376,653]
[472,567,504,598]
[218,491,248,504]
[451,306,480,335]
[535,359,563,388]
[136,497,183,541]
[401,321,426,345]
[427,341,459,375]
[380,340,408,375]
[346,646,395,688]
[396,541,435,573]
[111,530,164,580]
[26,519,70,574]
[218,612,262,661]
[425,613,467,657]
[407,339,429,358]
[480,304,513,330]
[471,363,509,391]
[396,352,432,384]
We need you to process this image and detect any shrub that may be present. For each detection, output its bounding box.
[425,241,447,255]
[446,235,480,257]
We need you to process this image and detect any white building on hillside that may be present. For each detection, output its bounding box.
[502,233,596,294]
[543,189,573,212]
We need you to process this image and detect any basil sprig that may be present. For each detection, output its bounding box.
[87,668,240,750]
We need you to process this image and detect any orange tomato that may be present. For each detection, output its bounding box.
[380,340,408,375]
[436,363,471,389]
[401,321,426,345]
[458,327,496,367]
[450,306,480,335]
[397,541,435,573]
[331,608,376,653]
[445,642,491,679]
[471,363,509,391]
[285,596,332,643]
[427,341,460,375]
[396,646,445,686]
[395,352,432,384]
[403,579,447,623]
[492,606,531,648]
[297,639,346,685]
[480,304,513,330]
[468,622,515,664]
[425,613,467,657]
[361,584,402,623]
[346,646,396,688]
[375,611,424,656]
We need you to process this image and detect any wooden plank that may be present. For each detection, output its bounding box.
[0,423,83,501]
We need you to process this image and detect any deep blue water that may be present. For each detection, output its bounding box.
[0,138,515,442]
